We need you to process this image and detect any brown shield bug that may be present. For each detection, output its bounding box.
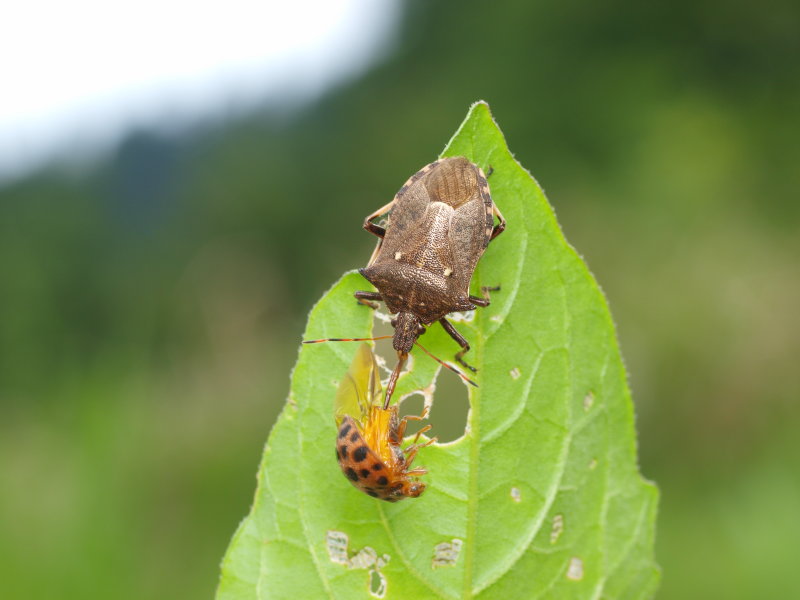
[306,156,505,406]
[315,156,506,405]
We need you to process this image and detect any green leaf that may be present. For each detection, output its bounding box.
[216,101,659,599]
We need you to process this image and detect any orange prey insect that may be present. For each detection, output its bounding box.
[334,344,435,501]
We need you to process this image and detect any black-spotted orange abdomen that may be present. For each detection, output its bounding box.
[336,416,406,502]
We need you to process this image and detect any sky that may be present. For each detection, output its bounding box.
[0,0,401,182]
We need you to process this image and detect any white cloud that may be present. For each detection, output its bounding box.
[0,0,400,181]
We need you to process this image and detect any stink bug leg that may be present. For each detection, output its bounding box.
[441,286,500,371]
[362,198,396,240]
[470,285,501,307]
[363,199,395,266]
[490,203,507,240]
[354,290,382,309]
[438,317,476,372]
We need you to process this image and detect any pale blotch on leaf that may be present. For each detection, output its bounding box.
[510,487,522,502]
[566,557,584,581]
[326,530,350,565]
[490,314,503,323]
[432,538,463,569]
[583,391,594,411]
[510,367,521,380]
[325,530,390,597]
[589,458,598,470]
[449,309,476,323]
[350,547,380,570]
[550,514,564,544]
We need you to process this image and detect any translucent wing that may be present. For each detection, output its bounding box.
[334,344,382,426]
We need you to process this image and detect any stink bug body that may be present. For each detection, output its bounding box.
[304,156,505,406]
[355,156,505,402]
[335,344,434,501]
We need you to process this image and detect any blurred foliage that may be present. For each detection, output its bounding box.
[0,0,798,598]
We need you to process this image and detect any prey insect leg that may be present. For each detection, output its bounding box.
[395,406,430,440]
[404,437,437,468]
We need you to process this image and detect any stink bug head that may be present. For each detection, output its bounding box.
[390,311,424,354]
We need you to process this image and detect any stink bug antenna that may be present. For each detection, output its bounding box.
[414,341,478,389]
[303,335,393,344]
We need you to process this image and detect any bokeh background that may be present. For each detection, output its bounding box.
[2,1,798,598]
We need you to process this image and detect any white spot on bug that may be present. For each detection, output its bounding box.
[550,514,564,544]
[510,367,521,380]
[566,557,584,581]
[326,530,391,598]
[510,487,521,502]
[432,538,462,568]
[443,267,452,277]
[588,458,598,470]
[583,391,594,411]
[394,251,402,260]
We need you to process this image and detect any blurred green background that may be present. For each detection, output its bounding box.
[2,1,798,598]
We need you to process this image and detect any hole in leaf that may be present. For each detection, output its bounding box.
[369,569,387,598]
[367,300,468,442]
[371,317,396,378]
[427,358,470,443]
[398,393,428,437]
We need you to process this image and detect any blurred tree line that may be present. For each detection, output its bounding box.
[1,0,798,598]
